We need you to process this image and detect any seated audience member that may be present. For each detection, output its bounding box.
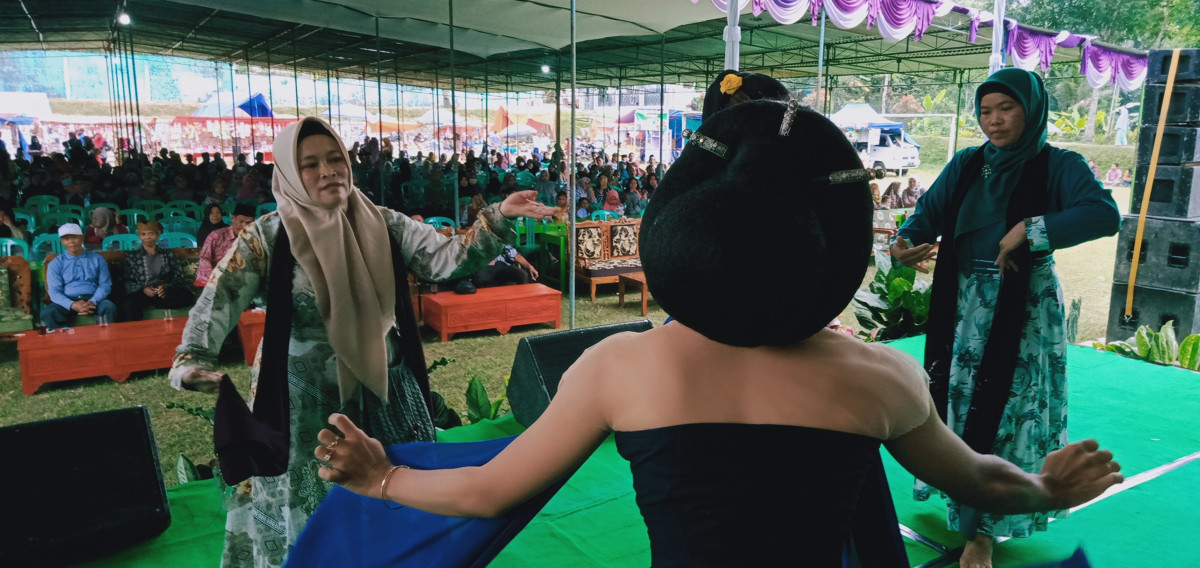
[472,244,538,288]
[168,173,197,202]
[624,177,648,217]
[204,176,237,208]
[552,191,571,224]
[880,181,902,209]
[318,99,1123,567]
[870,182,883,209]
[900,177,925,208]
[41,223,117,330]
[1121,169,1132,186]
[0,205,30,242]
[601,188,625,216]
[194,203,256,287]
[576,197,592,220]
[1105,163,1123,187]
[84,206,128,248]
[236,172,260,203]
[196,203,229,248]
[534,170,558,205]
[465,193,488,227]
[120,220,193,321]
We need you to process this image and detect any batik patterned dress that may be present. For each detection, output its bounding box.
[900,146,1120,539]
[169,206,513,568]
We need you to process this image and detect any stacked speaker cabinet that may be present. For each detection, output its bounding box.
[1108,49,1200,340]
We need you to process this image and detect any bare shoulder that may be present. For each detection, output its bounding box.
[860,339,934,437]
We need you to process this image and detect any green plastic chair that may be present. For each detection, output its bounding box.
[31,233,64,263]
[155,207,191,220]
[256,202,277,217]
[118,208,151,227]
[424,216,456,232]
[158,232,198,248]
[24,195,60,214]
[160,217,200,236]
[14,211,36,233]
[137,199,166,214]
[40,211,85,233]
[400,182,425,208]
[165,200,203,221]
[590,210,619,221]
[101,233,141,251]
[51,204,86,218]
[515,171,535,189]
[0,237,30,259]
[85,203,122,219]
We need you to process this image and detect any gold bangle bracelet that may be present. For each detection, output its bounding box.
[380,464,409,510]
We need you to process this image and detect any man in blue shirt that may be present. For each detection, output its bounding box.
[40,223,117,331]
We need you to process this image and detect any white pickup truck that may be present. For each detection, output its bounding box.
[852,129,921,177]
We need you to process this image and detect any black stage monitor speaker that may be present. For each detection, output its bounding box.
[0,406,171,566]
[508,320,653,426]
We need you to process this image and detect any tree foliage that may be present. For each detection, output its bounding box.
[1012,0,1200,49]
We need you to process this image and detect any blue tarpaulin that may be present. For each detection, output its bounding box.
[237,93,274,118]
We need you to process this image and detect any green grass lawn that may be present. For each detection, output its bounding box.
[0,185,1129,486]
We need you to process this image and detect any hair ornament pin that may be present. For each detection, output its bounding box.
[814,166,888,185]
[682,129,729,159]
[719,74,743,95]
[779,99,802,137]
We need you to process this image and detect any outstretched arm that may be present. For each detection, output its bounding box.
[885,398,1123,514]
[317,345,612,517]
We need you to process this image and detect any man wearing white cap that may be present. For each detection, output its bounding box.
[40,223,117,331]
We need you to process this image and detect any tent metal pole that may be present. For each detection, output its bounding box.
[293,28,300,117]
[434,56,441,158]
[555,58,562,162]
[951,69,963,159]
[989,0,1007,73]
[325,60,332,126]
[215,61,225,158]
[484,60,489,160]
[126,27,144,153]
[266,41,276,143]
[229,61,236,162]
[245,50,254,157]
[659,33,665,166]
[377,17,384,140]
[335,68,342,132]
[817,8,827,114]
[120,31,136,154]
[569,0,577,329]
[616,75,622,160]
[723,0,740,70]
[449,0,459,220]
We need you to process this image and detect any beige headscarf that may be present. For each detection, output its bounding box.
[272,117,396,403]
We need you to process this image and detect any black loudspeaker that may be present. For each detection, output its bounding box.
[0,406,171,566]
[508,320,654,426]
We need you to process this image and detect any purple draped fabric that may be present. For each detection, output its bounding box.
[1008,25,1059,71]
[864,0,941,41]
[1082,43,1150,88]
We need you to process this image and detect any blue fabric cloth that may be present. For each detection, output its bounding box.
[45,250,113,310]
[286,435,566,568]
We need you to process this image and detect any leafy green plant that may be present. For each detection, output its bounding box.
[165,402,215,426]
[465,376,508,424]
[1065,298,1082,344]
[1093,321,1200,367]
[852,249,932,341]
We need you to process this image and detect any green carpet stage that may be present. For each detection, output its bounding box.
[76,337,1200,567]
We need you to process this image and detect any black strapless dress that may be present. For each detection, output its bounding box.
[615,423,882,567]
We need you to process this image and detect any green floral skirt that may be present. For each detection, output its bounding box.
[914,257,1069,538]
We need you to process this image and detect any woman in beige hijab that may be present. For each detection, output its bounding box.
[169,118,553,568]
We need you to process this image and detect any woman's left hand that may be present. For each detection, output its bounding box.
[500,190,557,220]
[994,221,1028,274]
[315,413,395,499]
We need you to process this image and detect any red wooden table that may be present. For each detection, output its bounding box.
[421,283,561,342]
[18,318,188,395]
[236,309,266,367]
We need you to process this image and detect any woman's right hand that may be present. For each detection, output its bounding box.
[890,236,937,274]
[181,369,223,394]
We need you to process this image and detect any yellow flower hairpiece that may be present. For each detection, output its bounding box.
[719,74,743,95]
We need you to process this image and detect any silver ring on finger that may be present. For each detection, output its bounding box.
[323,451,333,462]
[328,437,342,450]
